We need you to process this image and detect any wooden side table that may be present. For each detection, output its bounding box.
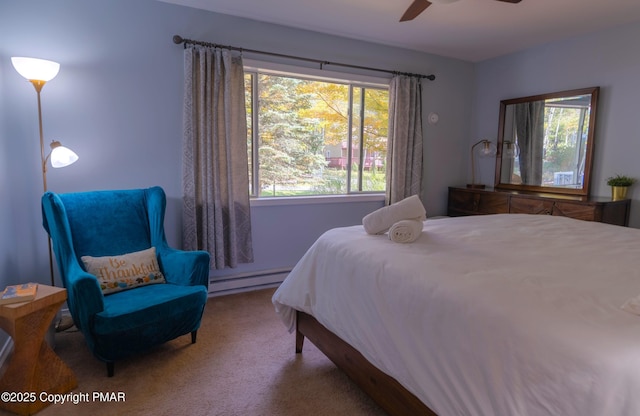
[0,284,77,415]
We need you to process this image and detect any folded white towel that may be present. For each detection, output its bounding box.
[388,219,424,243]
[621,296,640,315]
[362,195,426,235]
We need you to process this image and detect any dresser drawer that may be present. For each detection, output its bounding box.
[510,196,598,220]
[448,187,630,226]
[510,196,554,215]
[448,189,509,215]
[552,202,599,221]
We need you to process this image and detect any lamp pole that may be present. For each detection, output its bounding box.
[30,79,55,286]
[33,82,50,193]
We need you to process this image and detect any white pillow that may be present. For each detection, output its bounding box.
[81,247,166,295]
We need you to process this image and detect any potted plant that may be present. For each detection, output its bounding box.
[606,174,636,200]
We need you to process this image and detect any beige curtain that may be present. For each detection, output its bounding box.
[515,101,545,185]
[386,75,423,204]
[182,46,253,269]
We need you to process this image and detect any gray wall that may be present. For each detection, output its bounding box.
[473,21,640,227]
[0,0,473,298]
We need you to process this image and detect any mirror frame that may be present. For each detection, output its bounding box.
[494,86,600,196]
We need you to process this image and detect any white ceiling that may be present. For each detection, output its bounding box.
[160,0,640,62]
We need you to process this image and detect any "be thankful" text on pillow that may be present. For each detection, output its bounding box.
[81,247,166,294]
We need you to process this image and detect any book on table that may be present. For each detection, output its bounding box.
[0,283,38,305]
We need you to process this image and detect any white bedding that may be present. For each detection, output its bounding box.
[272,214,640,416]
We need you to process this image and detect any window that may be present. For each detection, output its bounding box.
[245,65,389,198]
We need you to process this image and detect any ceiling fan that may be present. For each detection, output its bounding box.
[400,0,522,22]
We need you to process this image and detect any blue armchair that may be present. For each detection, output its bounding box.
[41,186,210,377]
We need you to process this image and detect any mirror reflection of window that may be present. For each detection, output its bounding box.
[540,95,591,188]
[496,87,598,196]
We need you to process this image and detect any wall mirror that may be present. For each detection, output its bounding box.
[495,86,599,196]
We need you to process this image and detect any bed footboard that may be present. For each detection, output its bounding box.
[295,310,437,416]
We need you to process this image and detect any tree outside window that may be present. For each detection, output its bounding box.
[245,70,389,197]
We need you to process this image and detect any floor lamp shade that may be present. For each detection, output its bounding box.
[49,141,79,168]
[11,57,60,83]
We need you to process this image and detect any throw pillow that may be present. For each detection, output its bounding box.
[81,247,166,295]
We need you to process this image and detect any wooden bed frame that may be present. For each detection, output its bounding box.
[295,310,438,416]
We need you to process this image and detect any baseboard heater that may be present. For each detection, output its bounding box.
[208,267,291,297]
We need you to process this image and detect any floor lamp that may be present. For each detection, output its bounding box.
[11,57,79,287]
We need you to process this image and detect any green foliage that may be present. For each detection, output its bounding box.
[362,169,386,192]
[606,174,636,187]
[541,105,590,185]
[313,169,347,194]
[246,71,388,196]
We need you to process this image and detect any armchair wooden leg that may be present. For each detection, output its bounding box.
[191,330,197,344]
[107,362,114,377]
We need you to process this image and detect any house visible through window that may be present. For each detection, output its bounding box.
[245,65,389,198]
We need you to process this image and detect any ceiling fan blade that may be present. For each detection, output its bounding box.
[400,0,432,22]
[494,0,522,3]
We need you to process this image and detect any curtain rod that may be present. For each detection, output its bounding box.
[173,35,435,81]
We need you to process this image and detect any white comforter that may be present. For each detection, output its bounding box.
[272,214,640,416]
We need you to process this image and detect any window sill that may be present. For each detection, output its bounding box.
[250,193,385,207]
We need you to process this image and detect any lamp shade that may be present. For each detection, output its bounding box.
[477,140,497,157]
[11,57,60,82]
[49,141,79,168]
[503,141,520,158]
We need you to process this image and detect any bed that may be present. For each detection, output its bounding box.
[272,214,640,416]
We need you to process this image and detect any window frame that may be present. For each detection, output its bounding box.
[243,59,390,202]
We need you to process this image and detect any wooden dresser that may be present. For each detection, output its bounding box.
[448,187,630,226]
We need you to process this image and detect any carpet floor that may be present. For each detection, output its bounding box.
[11,288,387,416]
